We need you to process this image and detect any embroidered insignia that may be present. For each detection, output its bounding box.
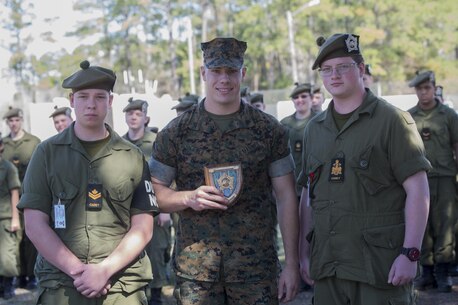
[345,34,358,52]
[88,189,102,200]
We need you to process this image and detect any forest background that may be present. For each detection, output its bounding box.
[1,0,457,112]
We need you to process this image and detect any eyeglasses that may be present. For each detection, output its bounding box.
[292,94,310,100]
[318,63,358,77]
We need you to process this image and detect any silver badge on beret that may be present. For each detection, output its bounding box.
[345,34,358,52]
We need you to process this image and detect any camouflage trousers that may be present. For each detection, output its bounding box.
[314,277,417,305]
[173,277,278,305]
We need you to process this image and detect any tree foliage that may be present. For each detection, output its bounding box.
[1,0,457,101]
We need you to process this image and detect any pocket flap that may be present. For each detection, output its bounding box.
[363,223,405,249]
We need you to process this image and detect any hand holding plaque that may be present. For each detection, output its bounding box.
[204,162,243,206]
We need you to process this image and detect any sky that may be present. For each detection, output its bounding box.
[0,0,97,106]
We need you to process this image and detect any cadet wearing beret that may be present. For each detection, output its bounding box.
[171,93,200,116]
[50,106,73,133]
[249,92,266,111]
[298,33,431,305]
[0,135,21,300]
[150,37,300,304]
[407,70,458,293]
[281,83,315,199]
[122,97,172,305]
[2,106,40,291]
[18,60,159,304]
[363,64,374,88]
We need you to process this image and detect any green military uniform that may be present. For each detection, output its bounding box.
[297,90,431,304]
[150,100,293,304]
[280,113,315,196]
[18,123,158,304]
[123,129,171,289]
[2,130,40,182]
[0,157,21,277]
[408,100,458,266]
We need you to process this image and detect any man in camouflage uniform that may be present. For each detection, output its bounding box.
[149,37,299,305]
[0,135,21,299]
[49,106,73,133]
[407,70,458,293]
[298,33,431,305]
[2,107,41,290]
[17,60,158,305]
[281,83,316,199]
[122,97,172,305]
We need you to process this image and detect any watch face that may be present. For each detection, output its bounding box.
[408,248,421,261]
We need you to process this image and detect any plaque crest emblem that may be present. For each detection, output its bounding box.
[204,162,243,206]
[345,34,358,52]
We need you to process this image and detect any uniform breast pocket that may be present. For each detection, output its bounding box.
[105,179,135,206]
[50,179,79,204]
[351,145,390,196]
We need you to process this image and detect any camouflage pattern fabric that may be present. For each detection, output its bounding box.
[201,38,247,69]
[151,100,290,283]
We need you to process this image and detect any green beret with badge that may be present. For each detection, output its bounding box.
[62,60,116,92]
[123,97,149,113]
[172,93,200,111]
[49,106,72,118]
[312,33,361,70]
[289,82,313,98]
[201,37,247,69]
[3,107,23,119]
[408,70,435,88]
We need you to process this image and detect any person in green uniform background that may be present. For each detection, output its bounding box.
[171,93,199,116]
[312,86,325,114]
[298,33,431,305]
[407,70,458,293]
[149,37,300,304]
[249,93,266,111]
[49,106,73,133]
[281,82,315,200]
[2,107,41,290]
[17,60,159,305]
[122,97,172,305]
[0,135,21,300]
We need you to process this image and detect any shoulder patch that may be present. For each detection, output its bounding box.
[401,111,415,125]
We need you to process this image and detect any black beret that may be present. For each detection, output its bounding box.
[312,33,361,70]
[62,60,116,92]
[3,107,23,119]
[408,70,435,88]
[49,106,72,118]
[201,37,247,69]
[240,87,250,98]
[365,64,372,76]
[123,97,148,113]
[172,93,200,110]
[250,93,264,104]
[289,83,313,98]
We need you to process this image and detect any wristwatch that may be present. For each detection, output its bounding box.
[401,247,421,262]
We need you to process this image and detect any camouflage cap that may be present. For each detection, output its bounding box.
[123,97,148,113]
[409,70,435,88]
[3,107,23,119]
[312,33,362,70]
[201,37,247,69]
[289,83,313,98]
[62,60,116,92]
[250,93,264,104]
[172,93,200,110]
[49,106,72,118]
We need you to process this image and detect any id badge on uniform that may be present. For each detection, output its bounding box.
[86,184,103,211]
[54,199,66,229]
